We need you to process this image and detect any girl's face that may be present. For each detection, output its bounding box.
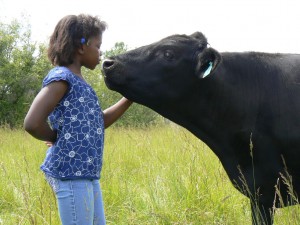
[82,35,102,70]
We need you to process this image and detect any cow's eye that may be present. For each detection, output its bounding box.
[164,50,174,60]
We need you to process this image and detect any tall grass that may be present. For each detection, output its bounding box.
[0,126,299,224]
[0,128,59,225]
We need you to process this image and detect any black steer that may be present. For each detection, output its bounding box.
[102,32,300,224]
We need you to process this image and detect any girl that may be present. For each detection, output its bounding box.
[24,14,132,225]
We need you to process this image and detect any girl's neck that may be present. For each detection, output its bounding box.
[67,64,85,81]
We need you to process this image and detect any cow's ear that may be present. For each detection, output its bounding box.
[190,32,207,42]
[195,48,221,79]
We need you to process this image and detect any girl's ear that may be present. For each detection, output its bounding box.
[78,45,85,54]
[78,37,87,54]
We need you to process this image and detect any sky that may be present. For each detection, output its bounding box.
[1,0,300,53]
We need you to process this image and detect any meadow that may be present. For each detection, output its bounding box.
[0,125,300,225]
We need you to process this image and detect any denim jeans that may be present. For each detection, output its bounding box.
[46,175,106,225]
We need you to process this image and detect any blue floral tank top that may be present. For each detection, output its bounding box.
[40,67,105,180]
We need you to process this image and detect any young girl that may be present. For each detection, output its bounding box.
[24,14,132,225]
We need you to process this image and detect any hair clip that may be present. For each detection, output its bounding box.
[80,38,86,44]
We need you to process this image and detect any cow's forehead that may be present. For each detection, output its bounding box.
[160,34,207,46]
[161,34,191,42]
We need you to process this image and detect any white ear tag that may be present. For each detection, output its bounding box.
[203,62,213,78]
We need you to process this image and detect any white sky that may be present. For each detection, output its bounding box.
[1,0,300,53]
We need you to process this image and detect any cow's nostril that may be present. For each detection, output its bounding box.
[102,59,115,69]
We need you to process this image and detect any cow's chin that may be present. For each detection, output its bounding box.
[104,74,166,107]
[103,77,115,90]
[103,73,126,89]
[103,77,136,101]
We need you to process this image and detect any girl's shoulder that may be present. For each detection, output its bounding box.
[43,67,76,87]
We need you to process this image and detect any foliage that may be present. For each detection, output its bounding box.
[104,42,128,58]
[0,20,51,127]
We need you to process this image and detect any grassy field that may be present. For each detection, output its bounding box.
[0,125,300,224]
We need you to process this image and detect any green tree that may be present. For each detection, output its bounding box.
[104,42,128,58]
[0,20,51,127]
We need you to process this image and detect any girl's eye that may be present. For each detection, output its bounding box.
[164,50,174,60]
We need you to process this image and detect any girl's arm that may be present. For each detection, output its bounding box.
[24,81,68,142]
[103,97,133,128]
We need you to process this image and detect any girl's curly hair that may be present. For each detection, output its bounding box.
[48,14,107,66]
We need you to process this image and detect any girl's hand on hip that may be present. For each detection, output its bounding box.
[45,141,53,147]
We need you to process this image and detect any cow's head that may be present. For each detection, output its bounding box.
[102,32,221,107]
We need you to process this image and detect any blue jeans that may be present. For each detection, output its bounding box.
[46,175,106,225]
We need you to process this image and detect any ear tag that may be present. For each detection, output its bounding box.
[203,62,213,78]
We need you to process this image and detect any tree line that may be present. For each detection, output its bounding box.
[0,19,160,128]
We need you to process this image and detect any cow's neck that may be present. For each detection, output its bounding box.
[152,64,260,163]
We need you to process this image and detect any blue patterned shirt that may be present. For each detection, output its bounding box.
[40,67,105,180]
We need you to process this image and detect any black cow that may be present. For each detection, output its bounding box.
[102,32,300,224]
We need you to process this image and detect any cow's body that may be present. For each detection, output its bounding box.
[102,32,300,224]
